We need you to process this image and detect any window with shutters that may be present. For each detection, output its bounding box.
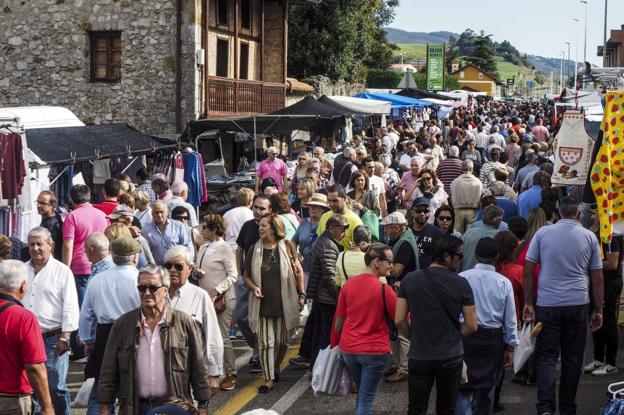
[90,31,122,82]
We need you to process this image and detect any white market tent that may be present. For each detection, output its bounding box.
[328,95,391,115]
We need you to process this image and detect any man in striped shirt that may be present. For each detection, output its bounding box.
[436,146,463,195]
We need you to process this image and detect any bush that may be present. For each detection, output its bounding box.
[366,69,404,88]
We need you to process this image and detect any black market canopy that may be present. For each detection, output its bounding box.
[26,123,177,165]
[186,96,350,139]
[396,87,458,101]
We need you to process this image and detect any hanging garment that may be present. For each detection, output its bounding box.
[93,159,112,185]
[174,152,185,183]
[590,91,624,244]
[0,132,26,199]
[552,110,595,186]
[183,151,202,206]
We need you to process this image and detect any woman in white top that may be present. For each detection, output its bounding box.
[196,214,239,391]
[405,168,448,224]
[133,190,152,227]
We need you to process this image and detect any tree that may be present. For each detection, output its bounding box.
[288,0,399,82]
[464,31,498,78]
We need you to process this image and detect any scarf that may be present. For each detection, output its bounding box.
[248,239,300,337]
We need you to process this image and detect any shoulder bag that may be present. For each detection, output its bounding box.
[381,283,399,341]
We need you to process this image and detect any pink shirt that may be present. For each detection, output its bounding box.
[256,158,287,191]
[531,125,550,142]
[62,203,109,275]
[400,171,419,209]
[136,309,168,398]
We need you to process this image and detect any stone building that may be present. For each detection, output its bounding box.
[0,0,319,135]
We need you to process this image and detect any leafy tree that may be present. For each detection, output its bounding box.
[288,0,399,82]
[464,31,498,78]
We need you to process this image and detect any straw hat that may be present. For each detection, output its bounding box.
[304,193,329,209]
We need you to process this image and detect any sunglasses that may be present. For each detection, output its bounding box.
[438,216,452,221]
[421,176,432,181]
[268,249,277,263]
[174,216,189,221]
[413,208,429,214]
[137,284,165,293]
[164,262,185,271]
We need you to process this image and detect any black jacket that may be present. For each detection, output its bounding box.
[306,231,342,305]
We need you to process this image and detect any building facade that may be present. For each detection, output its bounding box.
[0,0,316,135]
[451,63,501,97]
[598,25,624,68]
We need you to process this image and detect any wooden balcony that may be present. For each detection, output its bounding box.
[206,76,286,115]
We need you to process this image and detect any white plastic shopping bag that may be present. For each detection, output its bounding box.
[311,346,345,396]
[513,322,542,373]
[73,377,95,407]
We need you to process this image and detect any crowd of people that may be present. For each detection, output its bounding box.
[0,98,617,415]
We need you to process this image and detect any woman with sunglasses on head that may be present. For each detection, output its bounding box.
[405,169,448,224]
[243,214,305,393]
[330,242,396,415]
[434,206,462,238]
[291,178,316,219]
[347,170,380,218]
[195,214,240,391]
[163,245,224,398]
[291,152,310,195]
[171,205,203,254]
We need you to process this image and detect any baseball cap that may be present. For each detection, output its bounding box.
[412,197,430,208]
[109,204,134,220]
[380,211,407,226]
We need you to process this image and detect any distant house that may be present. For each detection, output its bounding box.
[598,24,624,67]
[451,63,501,96]
[390,64,419,73]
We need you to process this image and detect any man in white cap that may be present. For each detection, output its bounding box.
[255,146,288,194]
[381,211,419,383]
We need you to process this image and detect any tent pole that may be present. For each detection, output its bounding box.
[254,117,257,165]
[48,165,70,187]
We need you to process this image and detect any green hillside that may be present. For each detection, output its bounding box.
[394,44,548,92]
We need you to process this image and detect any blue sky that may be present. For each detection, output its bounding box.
[390,0,624,66]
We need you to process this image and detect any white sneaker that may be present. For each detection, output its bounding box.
[592,364,618,376]
[583,360,604,373]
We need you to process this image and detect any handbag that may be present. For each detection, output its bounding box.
[213,293,226,314]
[423,268,468,383]
[381,283,399,341]
[361,209,380,241]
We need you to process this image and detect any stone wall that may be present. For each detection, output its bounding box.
[262,0,285,84]
[0,0,200,134]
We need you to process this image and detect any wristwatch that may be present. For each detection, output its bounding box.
[298,292,306,300]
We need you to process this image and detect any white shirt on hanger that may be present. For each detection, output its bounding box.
[24,257,80,332]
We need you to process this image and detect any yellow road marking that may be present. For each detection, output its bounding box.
[214,346,301,415]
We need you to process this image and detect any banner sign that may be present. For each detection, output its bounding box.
[427,44,445,91]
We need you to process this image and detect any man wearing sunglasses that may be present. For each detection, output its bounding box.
[98,264,211,415]
[78,236,141,415]
[395,235,478,415]
[410,198,443,269]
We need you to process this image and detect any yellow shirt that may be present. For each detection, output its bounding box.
[317,209,363,251]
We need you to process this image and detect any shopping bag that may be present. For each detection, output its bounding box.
[513,322,539,374]
[311,346,345,396]
[335,368,352,398]
[73,377,95,407]
[361,210,380,241]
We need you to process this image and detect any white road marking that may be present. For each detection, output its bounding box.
[269,374,310,413]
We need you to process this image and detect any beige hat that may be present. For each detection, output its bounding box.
[304,193,329,209]
[109,204,134,220]
[380,211,407,226]
[111,236,141,256]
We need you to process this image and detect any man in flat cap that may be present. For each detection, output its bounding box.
[78,236,141,415]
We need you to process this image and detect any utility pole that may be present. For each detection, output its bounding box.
[565,41,571,87]
[560,51,565,91]
[581,0,588,62]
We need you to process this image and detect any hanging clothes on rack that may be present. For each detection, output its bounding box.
[0,131,27,200]
[182,149,204,207]
[174,152,185,183]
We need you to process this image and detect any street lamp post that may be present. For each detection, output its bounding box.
[560,51,565,91]
[603,0,608,67]
[565,41,571,87]
[573,18,580,89]
[581,0,588,63]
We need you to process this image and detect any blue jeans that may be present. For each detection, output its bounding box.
[36,335,70,415]
[341,352,390,415]
[87,380,115,415]
[454,386,495,415]
[71,275,90,359]
[535,304,588,415]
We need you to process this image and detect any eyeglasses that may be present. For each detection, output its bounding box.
[421,176,432,181]
[164,263,185,271]
[137,284,165,293]
[377,257,394,266]
[438,216,452,221]
[413,208,429,214]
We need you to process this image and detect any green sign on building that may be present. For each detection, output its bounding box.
[427,44,445,91]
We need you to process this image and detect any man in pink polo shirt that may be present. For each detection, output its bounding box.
[255,146,288,194]
[62,184,109,360]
